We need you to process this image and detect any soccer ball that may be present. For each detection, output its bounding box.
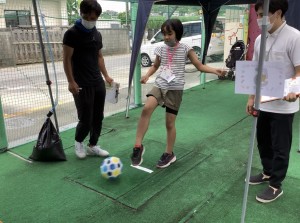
[100,156,123,179]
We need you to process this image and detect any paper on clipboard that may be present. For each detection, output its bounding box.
[260,77,300,103]
[235,61,287,98]
[261,77,300,103]
[283,77,300,96]
[105,82,120,104]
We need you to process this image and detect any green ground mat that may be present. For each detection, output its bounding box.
[89,118,253,223]
[0,153,113,223]
[2,81,300,223]
[66,139,209,209]
[184,170,300,223]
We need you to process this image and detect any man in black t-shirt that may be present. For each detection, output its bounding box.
[63,0,113,159]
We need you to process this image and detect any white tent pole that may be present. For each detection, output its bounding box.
[240,0,270,222]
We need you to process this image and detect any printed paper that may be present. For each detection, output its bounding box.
[235,61,290,98]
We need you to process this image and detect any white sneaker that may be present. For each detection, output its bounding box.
[87,145,109,157]
[75,141,86,159]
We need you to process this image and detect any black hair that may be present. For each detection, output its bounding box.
[161,19,183,41]
[255,0,288,17]
[80,0,102,17]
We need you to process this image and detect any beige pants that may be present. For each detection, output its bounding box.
[146,86,183,111]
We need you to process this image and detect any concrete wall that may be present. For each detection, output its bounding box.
[101,29,131,55]
[0,28,130,67]
[0,31,14,67]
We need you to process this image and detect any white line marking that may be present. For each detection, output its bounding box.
[130,164,153,173]
[7,151,33,163]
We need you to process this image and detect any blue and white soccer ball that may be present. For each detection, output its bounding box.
[100,156,123,179]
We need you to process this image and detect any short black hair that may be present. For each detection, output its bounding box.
[161,19,183,41]
[80,0,102,17]
[255,0,288,17]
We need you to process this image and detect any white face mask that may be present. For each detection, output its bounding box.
[164,39,177,47]
[257,13,275,31]
[81,18,96,29]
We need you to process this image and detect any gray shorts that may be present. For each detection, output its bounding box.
[146,86,183,111]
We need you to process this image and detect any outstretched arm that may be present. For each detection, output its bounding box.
[188,49,226,76]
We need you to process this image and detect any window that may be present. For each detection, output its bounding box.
[190,23,201,36]
[4,10,31,28]
[153,31,164,43]
[183,25,190,37]
[213,20,224,33]
[183,23,201,38]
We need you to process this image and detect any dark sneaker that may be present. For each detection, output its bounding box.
[156,152,176,168]
[248,173,270,185]
[131,145,145,166]
[256,186,283,203]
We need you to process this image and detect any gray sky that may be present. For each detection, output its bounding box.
[98,0,127,13]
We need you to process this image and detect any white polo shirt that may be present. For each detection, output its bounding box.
[253,21,300,113]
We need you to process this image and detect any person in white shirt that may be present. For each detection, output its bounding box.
[246,0,300,203]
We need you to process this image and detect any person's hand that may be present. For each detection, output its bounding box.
[215,68,227,77]
[140,75,149,84]
[246,97,255,115]
[104,75,114,85]
[68,81,81,95]
[284,92,298,102]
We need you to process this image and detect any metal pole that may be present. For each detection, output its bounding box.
[243,5,250,45]
[125,1,143,118]
[200,10,206,88]
[241,0,270,222]
[131,2,142,107]
[125,1,129,27]
[31,0,59,132]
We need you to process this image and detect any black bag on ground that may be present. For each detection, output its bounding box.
[30,117,66,161]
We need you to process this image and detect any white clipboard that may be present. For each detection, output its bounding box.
[105,82,120,104]
[261,77,300,103]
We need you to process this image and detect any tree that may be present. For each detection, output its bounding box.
[118,11,131,26]
[100,10,119,19]
[67,0,81,25]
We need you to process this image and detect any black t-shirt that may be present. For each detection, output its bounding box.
[63,26,104,87]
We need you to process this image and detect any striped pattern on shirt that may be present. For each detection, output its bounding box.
[154,43,192,90]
